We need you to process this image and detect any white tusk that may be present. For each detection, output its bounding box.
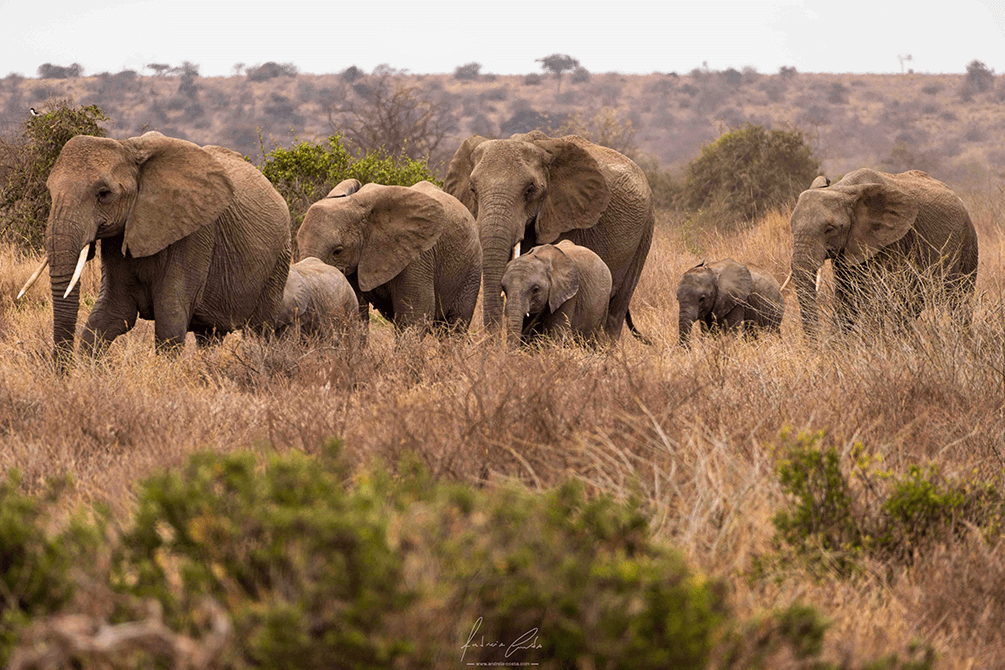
[815,268,823,292]
[525,312,530,318]
[17,258,48,300]
[63,245,90,299]
[779,271,792,293]
[512,241,521,260]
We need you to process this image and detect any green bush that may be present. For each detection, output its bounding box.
[680,124,819,227]
[765,429,1005,578]
[0,100,109,251]
[257,134,440,252]
[0,472,102,666]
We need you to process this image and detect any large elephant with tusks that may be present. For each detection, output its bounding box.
[445,131,654,341]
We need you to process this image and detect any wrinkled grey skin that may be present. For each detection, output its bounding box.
[44,131,291,358]
[502,240,612,346]
[790,169,978,335]
[676,259,783,346]
[445,131,653,341]
[276,257,359,338]
[297,179,481,333]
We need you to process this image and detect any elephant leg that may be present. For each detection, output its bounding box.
[603,220,653,341]
[389,265,436,332]
[192,327,224,348]
[81,297,139,354]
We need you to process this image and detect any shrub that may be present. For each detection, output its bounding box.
[36,63,83,79]
[555,106,638,158]
[523,72,542,86]
[680,124,819,226]
[453,62,481,80]
[778,65,798,78]
[341,65,364,83]
[246,61,298,82]
[0,472,102,666]
[0,100,109,251]
[765,429,1005,578]
[257,133,439,247]
[570,66,591,83]
[963,59,995,94]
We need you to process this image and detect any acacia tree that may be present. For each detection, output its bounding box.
[536,54,580,93]
[326,65,456,163]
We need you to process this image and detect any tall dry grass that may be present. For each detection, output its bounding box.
[2,198,1005,667]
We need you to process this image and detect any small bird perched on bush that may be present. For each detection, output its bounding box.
[29,107,39,116]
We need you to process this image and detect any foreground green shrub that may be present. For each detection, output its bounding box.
[0,472,102,666]
[681,124,818,227]
[766,429,1005,578]
[0,100,109,251]
[257,134,440,247]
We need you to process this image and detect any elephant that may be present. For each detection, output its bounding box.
[276,257,359,338]
[676,259,783,346]
[296,179,481,332]
[789,169,979,335]
[20,131,291,357]
[444,131,654,341]
[501,240,612,346]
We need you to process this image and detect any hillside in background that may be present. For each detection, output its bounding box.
[2,65,1005,185]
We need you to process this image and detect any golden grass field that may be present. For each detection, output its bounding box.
[3,184,1005,665]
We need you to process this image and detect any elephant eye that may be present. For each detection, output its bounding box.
[824,223,837,234]
[332,246,344,256]
[96,188,113,204]
[524,183,536,200]
[532,285,541,294]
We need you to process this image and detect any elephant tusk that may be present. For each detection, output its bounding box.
[63,245,90,299]
[815,268,823,292]
[525,311,530,318]
[779,271,792,292]
[17,257,48,299]
[512,241,520,260]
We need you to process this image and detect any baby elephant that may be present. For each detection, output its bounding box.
[276,257,359,338]
[676,258,783,345]
[502,240,612,345]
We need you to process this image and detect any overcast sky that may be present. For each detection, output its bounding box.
[2,0,1004,78]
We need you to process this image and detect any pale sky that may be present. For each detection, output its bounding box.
[2,0,1005,78]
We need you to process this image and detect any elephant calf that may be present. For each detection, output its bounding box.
[297,179,481,333]
[502,240,612,345]
[676,259,783,346]
[276,257,359,338]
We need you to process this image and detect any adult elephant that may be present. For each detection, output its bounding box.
[20,131,291,357]
[789,168,978,334]
[445,131,654,341]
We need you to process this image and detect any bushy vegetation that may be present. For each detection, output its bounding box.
[0,442,938,669]
[681,124,819,226]
[246,61,299,82]
[0,100,109,251]
[257,133,439,246]
[453,62,481,81]
[763,429,1005,578]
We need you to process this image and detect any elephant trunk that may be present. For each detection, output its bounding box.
[791,240,826,337]
[678,307,698,347]
[46,215,91,360]
[479,204,525,330]
[504,294,528,347]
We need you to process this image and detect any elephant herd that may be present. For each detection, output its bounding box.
[15,130,981,359]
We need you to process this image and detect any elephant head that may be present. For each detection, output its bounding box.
[445,132,611,329]
[789,171,919,334]
[42,131,234,357]
[296,182,447,292]
[501,243,580,344]
[675,259,753,346]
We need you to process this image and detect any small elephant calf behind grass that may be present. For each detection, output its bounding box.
[676,258,784,346]
[276,257,359,339]
[502,240,612,346]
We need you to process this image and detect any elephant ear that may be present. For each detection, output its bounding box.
[710,259,753,321]
[533,139,612,244]
[844,182,919,263]
[810,175,831,189]
[327,178,362,198]
[354,184,447,292]
[534,244,580,313]
[444,135,488,216]
[121,133,234,258]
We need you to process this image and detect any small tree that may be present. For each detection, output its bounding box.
[326,66,457,164]
[146,63,170,76]
[0,100,109,250]
[964,59,995,93]
[453,62,481,81]
[897,54,913,74]
[36,63,83,79]
[536,54,580,93]
[681,124,819,225]
[341,65,364,83]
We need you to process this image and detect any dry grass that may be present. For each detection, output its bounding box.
[3,195,1005,666]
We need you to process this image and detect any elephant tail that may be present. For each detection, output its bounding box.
[625,308,653,345]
